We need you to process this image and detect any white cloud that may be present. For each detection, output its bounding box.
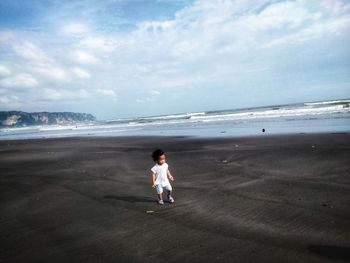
[13,41,53,62]
[0,65,11,76]
[71,50,99,64]
[39,88,91,101]
[0,94,20,105]
[105,0,350,92]
[97,88,116,96]
[0,73,38,88]
[34,66,68,81]
[320,0,350,15]
[12,41,69,81]
[42,88,62,100]
[61,23,89,35]
[79,36,117,52]
[262,16,350,48]
[0,30,14,44]
[130,0,348,59]
[71,67,91,79]
[149,90,160,95]
[135,90,160,104]
[245,1,321,31]
[76,88,91,99]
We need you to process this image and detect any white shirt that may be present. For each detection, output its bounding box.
[151,163,170,186]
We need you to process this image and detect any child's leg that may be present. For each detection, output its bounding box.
[165,184,173,198]
[156,185,163,200]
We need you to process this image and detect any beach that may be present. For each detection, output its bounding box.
[0,133,349,262]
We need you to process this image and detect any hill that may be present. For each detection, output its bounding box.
[0,111,96,127]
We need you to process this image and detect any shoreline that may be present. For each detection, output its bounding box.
[0,130,349,143]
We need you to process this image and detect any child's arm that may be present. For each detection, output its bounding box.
[167,169,174,181]
[151,173,156,187]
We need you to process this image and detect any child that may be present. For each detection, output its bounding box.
[151,149,175,205]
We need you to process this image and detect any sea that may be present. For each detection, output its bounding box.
[1,99,349,140]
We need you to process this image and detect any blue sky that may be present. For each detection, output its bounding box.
[0,0,349,119]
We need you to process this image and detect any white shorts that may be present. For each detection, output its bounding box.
[155,183,172,194]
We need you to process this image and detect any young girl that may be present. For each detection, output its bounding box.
[151,149,175,205]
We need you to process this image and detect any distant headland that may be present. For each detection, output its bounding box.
[0,111,96,127]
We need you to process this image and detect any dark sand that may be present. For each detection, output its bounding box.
[0,133,350,263]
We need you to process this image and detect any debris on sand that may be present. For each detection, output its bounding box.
[146,210,155,214]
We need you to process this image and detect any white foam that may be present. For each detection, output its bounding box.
[304,99,350,106]
[189,104,350,122]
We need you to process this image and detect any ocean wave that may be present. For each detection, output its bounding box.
[189,104,350,122]
[304,99,350,106]
[1,100,350,140]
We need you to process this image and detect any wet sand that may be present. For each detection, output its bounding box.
[0,133,350,262]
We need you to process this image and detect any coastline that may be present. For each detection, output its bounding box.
[1,133,350,262]
[0,129,349,142]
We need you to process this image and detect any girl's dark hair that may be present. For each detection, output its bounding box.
[152,149,164,161]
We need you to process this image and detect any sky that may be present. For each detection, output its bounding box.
[0,0,349,120]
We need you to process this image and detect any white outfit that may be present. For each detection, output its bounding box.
[151,162,172,194]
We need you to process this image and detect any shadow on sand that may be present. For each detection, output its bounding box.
[104,195,155,203]
[308,245,350,261]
